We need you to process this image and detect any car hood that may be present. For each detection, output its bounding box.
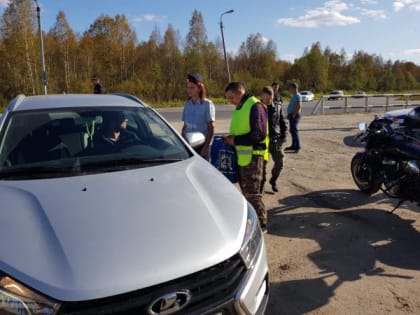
[0,157,247,301]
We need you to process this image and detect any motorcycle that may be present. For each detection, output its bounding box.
[402,114,420,140]
[351,117,420,212]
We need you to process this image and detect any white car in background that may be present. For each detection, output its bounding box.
[300,91,314,102]
[0,94,269,315]
[327,90,345,100]
[353,91,367,98]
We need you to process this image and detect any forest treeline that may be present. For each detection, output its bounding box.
[1,0,420,106]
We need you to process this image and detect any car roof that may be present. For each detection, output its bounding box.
[6,94,146,112]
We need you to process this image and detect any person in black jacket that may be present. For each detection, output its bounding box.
[272,82,283,105]
[260,86,287,193]
[91,76,105,94]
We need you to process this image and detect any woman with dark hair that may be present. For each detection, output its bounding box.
[181,73,216,159]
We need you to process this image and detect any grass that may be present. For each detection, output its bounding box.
[396,95,420,101]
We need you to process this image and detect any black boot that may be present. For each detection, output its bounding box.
[259,182,265,194]
[269,178,279,193]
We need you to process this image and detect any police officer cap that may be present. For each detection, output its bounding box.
[187,73,203,84]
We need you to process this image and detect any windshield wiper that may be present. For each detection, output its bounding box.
[0,166,75,179]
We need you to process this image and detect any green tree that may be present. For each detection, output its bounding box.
[324,46,346,90]
[46,11,78,93]
[286,43,328,92]
[185,10,207,76]
[84,14,137,90]
[0,0,39,97]
[158,24,185,101]
[235,33,277,91]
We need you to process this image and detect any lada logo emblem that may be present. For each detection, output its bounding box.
[148,290,192,315]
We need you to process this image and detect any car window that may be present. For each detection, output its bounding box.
[0,107,191,179]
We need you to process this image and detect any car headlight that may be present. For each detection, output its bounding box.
[239,203,263,269]
[0,274,60,315]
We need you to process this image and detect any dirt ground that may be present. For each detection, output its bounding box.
[260,113,420,315]
[171,112,420,315]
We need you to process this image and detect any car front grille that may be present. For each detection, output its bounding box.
[58,255,246,315]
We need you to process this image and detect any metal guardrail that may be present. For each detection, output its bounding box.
[311,93,420,115]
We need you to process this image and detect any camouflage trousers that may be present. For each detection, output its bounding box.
[262,141,285,189]
[238,155,267,227]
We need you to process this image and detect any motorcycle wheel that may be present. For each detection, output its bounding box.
[351,153,381,195]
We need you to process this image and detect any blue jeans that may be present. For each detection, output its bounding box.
[288,113,301,150]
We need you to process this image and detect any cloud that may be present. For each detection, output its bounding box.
[0,0,8,7]
[131,14,162,24]
[393,0,420,12]
[260,36,269,44]
[277,0,360,28]
[404,48,420,55]
[360,0,377,4]
[360,8,387,19]
[346,52,354,60]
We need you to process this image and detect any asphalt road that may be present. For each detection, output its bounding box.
[157,97,419,122]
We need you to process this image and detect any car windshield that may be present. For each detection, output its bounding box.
[0,107,191,179]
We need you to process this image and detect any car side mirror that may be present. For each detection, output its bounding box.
[185,132,205,148]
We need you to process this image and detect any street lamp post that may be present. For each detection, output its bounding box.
[34,0,47,95]
[220,9,234,83]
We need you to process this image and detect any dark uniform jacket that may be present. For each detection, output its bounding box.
[267,102,287,143]
[94,83,105,94]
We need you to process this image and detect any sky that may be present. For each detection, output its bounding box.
[1,0,420,64]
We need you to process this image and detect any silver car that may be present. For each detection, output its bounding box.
[0,94,269,315]
[299,91,314,102]
[327,90,344,100]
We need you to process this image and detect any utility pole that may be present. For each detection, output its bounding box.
[34,0,47,95]
[220,10,234,83]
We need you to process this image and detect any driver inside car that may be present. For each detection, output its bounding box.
[92,112,141,153]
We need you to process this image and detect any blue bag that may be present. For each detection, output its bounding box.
[210,136,239,183]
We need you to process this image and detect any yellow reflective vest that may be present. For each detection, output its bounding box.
[230,96,269,166]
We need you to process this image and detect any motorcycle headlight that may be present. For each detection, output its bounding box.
[239,203,263,269]
[0,274,60,315]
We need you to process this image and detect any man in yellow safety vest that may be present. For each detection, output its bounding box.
[224,82,269,232]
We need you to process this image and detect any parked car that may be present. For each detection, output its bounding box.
[300,90,314,102]
[327,90,345,100]
[0,94,269,315]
